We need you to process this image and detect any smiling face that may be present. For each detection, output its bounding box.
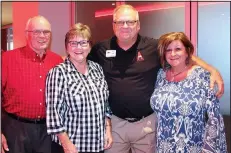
[26,16,51,54]
[158,32,194,69]
[66,35,90,64]
[165,40,188,69]
[113,6,140,43]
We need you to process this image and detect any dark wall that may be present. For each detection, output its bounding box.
[1,29,7,51]
[75,2,114,45]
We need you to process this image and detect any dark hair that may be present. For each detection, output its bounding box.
[158,32,194,69]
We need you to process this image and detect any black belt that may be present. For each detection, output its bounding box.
[116,112,153,123]
[124,117,143,123]
[6,112,46,124]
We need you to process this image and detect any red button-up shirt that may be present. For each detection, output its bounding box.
[1,45,63,119]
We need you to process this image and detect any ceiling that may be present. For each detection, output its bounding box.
[2,2,13,26]
[1,2,226,27]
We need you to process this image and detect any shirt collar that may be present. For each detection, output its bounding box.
[23,45,47,62]
[110,34,141,52]
[64,57,98,74]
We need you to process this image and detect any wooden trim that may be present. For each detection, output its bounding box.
[191,2,198,55]
[70,1,75,28]
[1,24,12,29]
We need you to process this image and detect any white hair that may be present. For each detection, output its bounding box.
[25,15,51,31]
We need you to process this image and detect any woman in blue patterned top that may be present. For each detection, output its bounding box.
[150,32,227,153]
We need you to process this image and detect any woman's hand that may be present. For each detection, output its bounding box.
[62,140,78,153]
[57,132,78,153]
[104,125,113,150]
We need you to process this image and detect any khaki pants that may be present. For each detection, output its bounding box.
[105,113,157,153]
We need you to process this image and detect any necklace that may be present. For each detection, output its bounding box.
[170,66,188,81]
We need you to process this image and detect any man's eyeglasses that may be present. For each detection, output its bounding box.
[113,20,138,27]
[26,30,51,36]
[68,40,89,47]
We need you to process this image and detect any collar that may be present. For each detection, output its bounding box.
[65,57,98,74]
[110,34,141,52]
[23,45,47,62]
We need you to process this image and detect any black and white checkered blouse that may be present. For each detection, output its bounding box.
[45,58,112,152]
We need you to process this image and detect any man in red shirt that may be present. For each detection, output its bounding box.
[1,15,63,153]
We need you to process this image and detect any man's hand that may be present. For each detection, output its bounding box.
[1,134,9,153]
[191,55,224,98]
[210,69,224,98]
[104,125,113,150]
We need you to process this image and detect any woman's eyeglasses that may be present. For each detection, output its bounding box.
[68,40,89,47]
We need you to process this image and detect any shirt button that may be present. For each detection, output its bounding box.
[40,63,42,65]
[33,59,36,61]
[39,76,42,78]
[40,89,42,92]
[40,103,42,105]
[38,116,40,118]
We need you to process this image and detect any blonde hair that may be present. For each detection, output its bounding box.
[113,4,139,21]
[158,32,194,69]
[65,23,91,49]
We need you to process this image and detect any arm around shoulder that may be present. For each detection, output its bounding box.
[192,55,224,98]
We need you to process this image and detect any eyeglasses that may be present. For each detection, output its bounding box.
[113,20,138,27]
[68,40,89,47]
[165,48,183,54]
[26,30,51,36]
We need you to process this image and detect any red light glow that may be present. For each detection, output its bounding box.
[95,2,226,18]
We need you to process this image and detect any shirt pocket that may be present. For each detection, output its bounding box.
[66,80,85,113]
[93,76,108,90]
[67,80,85,96]
[92,77,109,97]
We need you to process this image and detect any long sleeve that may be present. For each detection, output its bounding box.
[46,67,67,134]
[97,63,112,118]
[202,73,227,152]
[105,100,112,118]
[1,52,8,98]
[102,70,112,119]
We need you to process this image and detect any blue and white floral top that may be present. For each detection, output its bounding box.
[150,66,227,153]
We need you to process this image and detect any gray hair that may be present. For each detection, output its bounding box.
[113,4,139,21]
[25,15,51,31]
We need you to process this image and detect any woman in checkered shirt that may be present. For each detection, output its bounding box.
[45,23,113,153]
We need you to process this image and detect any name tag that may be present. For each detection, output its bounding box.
[106,50,116,57]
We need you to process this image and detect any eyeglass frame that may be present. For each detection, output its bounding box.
[26,30,51,36]
[113,20,139,27]
[165,47,185,55]
[68,40,90,47]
